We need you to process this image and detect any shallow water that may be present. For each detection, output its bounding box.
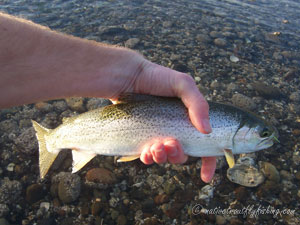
[0,1,299,225]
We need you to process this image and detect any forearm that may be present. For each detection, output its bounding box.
[0,13,143,108]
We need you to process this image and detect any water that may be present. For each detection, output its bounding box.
[0,0,299,224]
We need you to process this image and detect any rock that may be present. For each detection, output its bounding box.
[163,181,176,195]
[57,173,81,204]
[37,218,57,225]
[280,170,293,181]
[259,162,280,182]
[142,199,155,213]
[216,215,227,225]
[210,80,220,89]
[198,185,214,201]
[252,82,283,99]
[98,26,128,36]
[125,38,140,48]
[65,97,85,112]
[227,83,239,92]
[196,34,212,43]
[0,204,9,217]
[85,168,117,185]
[227,164,265,187]
[34,102,53,112]
[232,93,256,111]
[91,201,102,216]
[6,163,15,172]
[295,171,300,180]
[214,38,227,47]
[0,218,10,225]
[86,98,111,110]
[0,179,22,205]
[289,103,300,114]
[0,120,18,134]
[290,91,300,102]
[162,21,173,28]
[53,101,68,112]
[209,31,220,38]
[116,215,127,225]
[154,194,169,205]
[234,186,248,201]
[26,184,45,203]
[14,127,38,155]
[230,55,239,62]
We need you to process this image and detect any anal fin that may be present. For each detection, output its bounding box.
[224,149,235,168]
[117,155,140,162]
[72,150,96,173]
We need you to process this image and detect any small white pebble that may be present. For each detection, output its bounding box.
[230,55,239,62]
[40,202,50,211]
[6,163,15,172]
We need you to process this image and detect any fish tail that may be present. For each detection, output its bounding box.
[32,120,58,179]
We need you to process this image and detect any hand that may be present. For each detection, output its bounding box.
[123,60,216,183]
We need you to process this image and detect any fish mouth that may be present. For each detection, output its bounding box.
[256,132,278,149]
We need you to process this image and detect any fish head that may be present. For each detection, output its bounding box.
[232,118,278,154]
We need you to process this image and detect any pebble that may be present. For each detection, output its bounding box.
[26,184,45,203]
[86,98,111,110]
[259,161,280,183]
[227,164,265,187]
[34,102,53,112]
[289,91,300,102]
[125,38,140,48]
[198,185,214,201]
[230,55,239,62]
[6,163,15,172]
[0,204,9,217]
[196,34,212,43]
[232,93,256,110]
[116,215,127,225]
[0,179,22,205]
[53,100,68,112]
[85,168,117,184]
[91,201,102,216]
[216,215,227,225]
[252,82,283,99]
[214,38,227,47]
[14,127,38,155]
[65,97,85,112]
[56,172,81,204]
[154,194,169,205]
[279,170,293,181]
[0,218,10,225]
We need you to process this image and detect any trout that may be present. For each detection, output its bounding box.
[32,95,278,178]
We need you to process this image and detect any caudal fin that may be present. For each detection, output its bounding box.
[32,120,58,179]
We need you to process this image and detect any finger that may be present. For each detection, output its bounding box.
[140,142,154,165]
[150,142,168,164]
[172,73,212,134]
[201,157,216,183]
[164,139,188,164]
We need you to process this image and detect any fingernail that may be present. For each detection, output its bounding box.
[202,118,212,133]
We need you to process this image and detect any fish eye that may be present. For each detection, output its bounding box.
[259,128,271,138]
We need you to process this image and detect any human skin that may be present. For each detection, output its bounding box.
[0,13,216,182]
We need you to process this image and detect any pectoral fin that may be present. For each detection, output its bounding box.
[224,149,235,168]
[117,155,140,162]
[72,150,96,173]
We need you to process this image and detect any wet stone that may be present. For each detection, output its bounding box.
[252,82,283,99]
[289,91,300,102]
[116,214,127,225]
[0,204,9,217]
[26,184,45,204]
[232,93,256,111]
[0,179,22,205]
[227,164,265,187]
[259,161,280,183]
[14,127,38,155]
[125,38,140,48]
[65,97,85,112]
[56,172,81,204]
[85,168,117,185]
[214,38,227,47]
